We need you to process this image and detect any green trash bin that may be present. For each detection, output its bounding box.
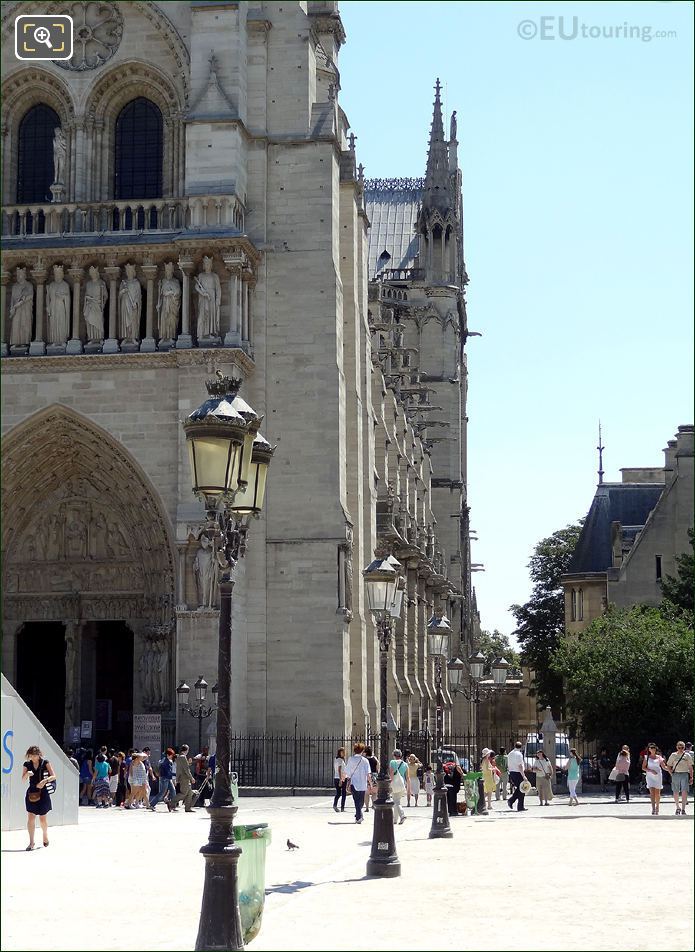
[463,771,482,810]
[234,823,272,944]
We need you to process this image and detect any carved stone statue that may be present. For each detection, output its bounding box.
[194,534,218,608]
[65,519,87,560]
[64,623,79,725]
[156,261,181,342]
[118,263,141,343]
[343,525,353,614]
[450,110,457,141]
[194,255,221,339]
[53,127,67,184]
[46,264,71,345]
[154,636,169,707]
[9,267,34,347]
[139,642,154,707]
[83,265,107,342]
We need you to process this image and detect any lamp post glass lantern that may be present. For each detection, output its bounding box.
[178,676,216,756]
[182,373,274,952]
[363,554,402,878]
[427,610,453,839]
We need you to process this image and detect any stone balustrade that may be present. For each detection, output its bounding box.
[1,194,245,239]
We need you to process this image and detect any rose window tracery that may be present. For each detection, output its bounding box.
[55,1,123,72]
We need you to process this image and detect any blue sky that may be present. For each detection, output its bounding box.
[338,1,694,638]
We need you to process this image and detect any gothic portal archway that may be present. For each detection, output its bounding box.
[1,405,176,745]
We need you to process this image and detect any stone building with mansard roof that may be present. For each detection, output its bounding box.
[1,1,479,749]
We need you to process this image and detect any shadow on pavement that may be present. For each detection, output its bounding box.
[265,880,315,895]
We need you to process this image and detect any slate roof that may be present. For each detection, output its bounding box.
[567,482,665,574]
[364,180,422,278]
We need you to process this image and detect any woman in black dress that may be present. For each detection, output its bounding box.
[22,745,56,850]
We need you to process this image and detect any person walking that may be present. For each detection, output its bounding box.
[598,748,612,791]
[128,753,149,808]
[150,748,177,812]
[424,764,434,806]
[345,742,371,823]
[495,746,509,801]
[507,741,529,812]
[175,745,196,812]
[533,749,554,806]
[444,757,464,817]
[667,741,694,815]
[613,746,631,802]
[79,748,94,805]
[406,753,422,807]
[389,749,408,824]
[564,748,581,806]
[92,753,111,808]
[332,746,348,813]
[643,743,666,815]
[364,746,378,813]
[22,746,56,850]
[481,748,498,811]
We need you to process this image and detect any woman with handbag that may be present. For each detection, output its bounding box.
[389,749,408,824]
[533,749,554,806]
[612,746,631,802]
[332,746,348,813]
[22,746,56,851]
[481,748,500,811]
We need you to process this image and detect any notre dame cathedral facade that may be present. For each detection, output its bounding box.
[0,1,480,749]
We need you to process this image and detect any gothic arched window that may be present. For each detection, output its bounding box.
[114,97,163,200]
[570,589,577,622]
[17,104,60,204]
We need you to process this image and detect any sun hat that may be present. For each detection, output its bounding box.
[519,779,532,795]
[481,748,492,758]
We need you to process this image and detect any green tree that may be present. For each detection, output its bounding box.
[478,629,520,672]
[510,520,584,711]
[552,605,694,750]
[660,528,694,621]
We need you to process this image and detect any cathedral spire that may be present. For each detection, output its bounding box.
[423,77,452,213]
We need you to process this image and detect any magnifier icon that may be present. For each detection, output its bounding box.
[34,26,53,49]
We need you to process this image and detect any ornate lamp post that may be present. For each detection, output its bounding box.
[448,651,509,815]
[427,609,453,839]
[182,373,274,952]
[177,676,219,755]
[363,552,403,878]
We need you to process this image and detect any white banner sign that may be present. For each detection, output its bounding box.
[133,714,161,757]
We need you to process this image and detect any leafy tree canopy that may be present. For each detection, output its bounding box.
[478,629,520,672]
[660,527,694,622]
[510,520,584,711]
[552,605,694,752]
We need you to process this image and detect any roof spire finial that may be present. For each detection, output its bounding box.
[597,420,605,485]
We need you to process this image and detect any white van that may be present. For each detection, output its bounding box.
[524,732,570,779]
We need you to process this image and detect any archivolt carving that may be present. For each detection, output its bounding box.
[0,67,76,129]
[2,405,175,626]
[85,60,183,122]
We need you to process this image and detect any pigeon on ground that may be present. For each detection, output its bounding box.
[286,839,299,850]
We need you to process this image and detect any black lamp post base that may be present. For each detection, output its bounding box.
[195,802,244,951]
[366,779,401,878]
[429,786,453,839]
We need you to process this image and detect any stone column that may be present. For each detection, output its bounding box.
[222,254,242,347]
[176,257,193,349]
[63,621,83,743]
[140,263,158,352]
[1,268,10,357]
[241,276,250,343]
[440,230,446,282]
[66,265,84,354]
[29,264,47,356]
[103,265,120,353]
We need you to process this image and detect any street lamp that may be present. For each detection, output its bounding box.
[182,373,273,952]
[448,651,509,815]
[363,552,403,878]
[177,676,219,756]
[427,609,453,839]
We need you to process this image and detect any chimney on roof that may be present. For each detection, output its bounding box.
[675,424,694,458]
[664,439,677,481]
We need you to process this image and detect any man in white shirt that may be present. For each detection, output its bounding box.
[507,741,529,812]
[345,742,371,823]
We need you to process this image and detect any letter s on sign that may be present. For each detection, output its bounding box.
[2,730,14,774]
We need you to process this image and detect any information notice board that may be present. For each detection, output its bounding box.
[133,714,162,757]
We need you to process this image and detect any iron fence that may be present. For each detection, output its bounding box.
[225,730,670,791]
